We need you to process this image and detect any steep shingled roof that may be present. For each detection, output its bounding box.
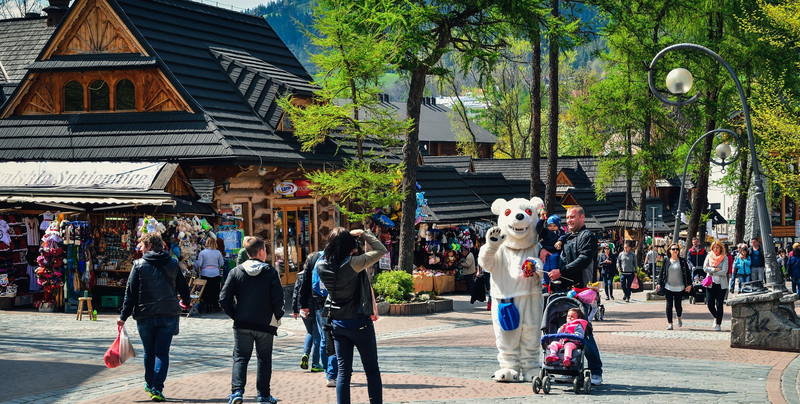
[416,166,491,223]
[422,155,474,172]
[0,16,55,102]
[0,0,364,165]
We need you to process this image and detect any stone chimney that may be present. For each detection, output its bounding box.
[43,0,70,27]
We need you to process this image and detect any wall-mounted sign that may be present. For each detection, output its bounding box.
[274,180,313,197]
[275,181,298,196]
[295,180,312,197]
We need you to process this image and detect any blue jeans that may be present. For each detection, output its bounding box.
[302,313,321,366]
[136,315,178,391]
[620,273,635,299]
[792,276,800,294]
[601,272,614,298]
[583,332,602,377]
[316,309,339,381]
[332,320,381,404]
[231,327,274,396]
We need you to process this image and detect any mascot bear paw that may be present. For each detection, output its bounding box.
[493,368,519,383]
[520,368,538,382]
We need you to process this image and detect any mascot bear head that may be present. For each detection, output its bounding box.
[491,197,545,250]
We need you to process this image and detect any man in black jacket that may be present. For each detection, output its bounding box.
[220,237,284,404]
[118,232,191,402]
[547,206,604,386]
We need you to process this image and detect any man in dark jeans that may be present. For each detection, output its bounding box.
[220,237,284,404]
[118,232,191,402]
[548,205,604,386]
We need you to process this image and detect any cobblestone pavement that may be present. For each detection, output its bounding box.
[1,291,798,404]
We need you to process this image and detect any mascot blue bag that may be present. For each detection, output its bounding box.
[497,298,520,331]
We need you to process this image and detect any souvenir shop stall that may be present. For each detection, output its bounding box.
[0,210,95,312]
[412,221,492,294]
[88,213,219,312]
[0,213,46,310]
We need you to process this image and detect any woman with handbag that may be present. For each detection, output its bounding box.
[656,243,692,330]
[703,241,729,332]
[316,227,387,404]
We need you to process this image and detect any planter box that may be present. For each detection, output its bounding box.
[428,298,453,313]
[387,299,453,316]
[389,301,428,316]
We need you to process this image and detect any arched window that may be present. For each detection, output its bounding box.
[88,80,110,111]
[63,80,83,112]
[115,79,135,110]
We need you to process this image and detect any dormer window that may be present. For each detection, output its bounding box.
[89,80,110,111]
[115,79,135,110]
[63,80,83,112]
[8,70,189,116]
[58,76,136,113]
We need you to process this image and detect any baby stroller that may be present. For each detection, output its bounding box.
[532,295,593,395]
[689,267,706,304]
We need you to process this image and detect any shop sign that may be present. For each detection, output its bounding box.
[275,181,298,196]
[274,180,313,197]
[0,161,164,190]
[295,180,312,197]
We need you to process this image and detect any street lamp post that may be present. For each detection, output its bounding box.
[670,128,739,247]
[648,43,787,293]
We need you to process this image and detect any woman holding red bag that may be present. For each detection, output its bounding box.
[117,233,191,402]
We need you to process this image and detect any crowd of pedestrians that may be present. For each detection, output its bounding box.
[116,217,798,403]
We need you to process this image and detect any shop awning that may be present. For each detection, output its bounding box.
[0,192,176,212]
[0,195,175,206]
[0,161,206,212]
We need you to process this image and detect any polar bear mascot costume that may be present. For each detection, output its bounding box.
[479,197,545,382]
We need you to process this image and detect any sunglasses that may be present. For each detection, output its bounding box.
[670,248,680,251]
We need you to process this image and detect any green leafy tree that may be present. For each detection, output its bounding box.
[391,0,546,272]
[279,0,410,223]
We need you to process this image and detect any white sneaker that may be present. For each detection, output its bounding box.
[326,379,336,387]
[590,375,603,385]
[667,324,673,330]
[714,325,721,332]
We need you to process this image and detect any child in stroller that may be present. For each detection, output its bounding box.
[690,266,707,304]
[544,308,587,368]
[533,294,593,395]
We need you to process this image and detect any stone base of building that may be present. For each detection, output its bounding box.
[727,291,800,352]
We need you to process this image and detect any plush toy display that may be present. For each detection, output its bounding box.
[478,197,545,383]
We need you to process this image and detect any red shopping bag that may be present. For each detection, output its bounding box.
[104,327,121,368]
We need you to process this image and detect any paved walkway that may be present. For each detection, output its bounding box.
[1,291,798,404]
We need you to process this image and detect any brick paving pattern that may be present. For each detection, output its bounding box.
[1,292,798,403]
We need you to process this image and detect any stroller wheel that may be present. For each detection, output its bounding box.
[584,376,592,394]
[599,306,605,320]
[689,296,695,304]
[543,377,551,394]
[533,377,542,394]
[573,377,581,394]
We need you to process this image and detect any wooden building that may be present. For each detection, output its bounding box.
[0,0,370,286]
